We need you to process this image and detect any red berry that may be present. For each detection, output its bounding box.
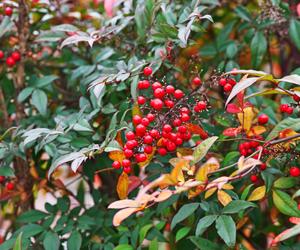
[243,142,250,149]
[133,115,142,125]
[258,114,269,125]
[290,167,300,177]
[280,104,288,113]
[124,149,133,158]
[240,149,247,156]
[168,133,177,142]
[178,125,187,133]
[6,182,14,190]
[141,117,150,127]
[260,163,267,171]
[5,7,13,16]
[144,145,153,154]
[194,105,200,113]
[0,50,4,59]
[183,131,191,140]
[164,99,174,108]
[112,161,121,169]
[293,94,300,102]
[166,141,176,151]
[172,118,182,127]
[175,138,183,145]
[143,135,153,144]
[180,107,190,114]
[163,124,172,133]
[149,129,160,139]
[126,131,135,140]
[154,88,165,99]
[152,82,162,90]
[250,175,258,183]
[137,96,146,105]
[6,57,15,67]
[122,159,131,168]
[126,140,138,149]
[165,85,175,94]
[11,51,21,62]
[286,106,294,114]
[123,166,131,174]
[143,66,152,76]
[180,113,190,122]
[0,176,5,183]
[250,141,259,148]
[135,153,147,163]
[136,124,146,136]
[298,203,300,210]
[158,147,167,156]
[223,83,232,92]
[193,77,202,86]
[150,98,163,110]
[197,101,207,111]
[174,89,184,99]
[146,113,155,122]
[227,78,236,86]
[219,78,227,86]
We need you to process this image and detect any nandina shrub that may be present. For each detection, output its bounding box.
[1,0,300,249]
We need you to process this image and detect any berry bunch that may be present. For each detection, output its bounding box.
[112,67,208,173]
[0,50,21,68]
[280,104,294,114]
[0,176,15,191]
[218,77,236,92]
[238,137,262,156]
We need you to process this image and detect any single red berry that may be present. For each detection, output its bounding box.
[133,115,142,125]
[223,83,232,92]
[6,182,14,190]
[124,149,133,158]
[143,135,153,144]
[144,145,153,154]
[138,80,145,89]
[135,153,147,163]
[227,78,236,86]
[122,159,131,168]
[258,114,269,125]
[183,131,191,141]
[166,141,176,151]
[0,176,5,183]
[164,99,174,108]
[6,57,15,67]
[143,80,150,89]
[163,124,172,133]
[178,125,187,133]
[193,77,202,86]
[143,66,152,76]
[126,131,135,140]
[260,163,267,171]
[290,167,300,177]
[136,124,146,136]
[126,140,138,149]
[197,101,207,111]
[112,161,121,169]
[172,118,182,127]
[240,149,247,156]
[219,78,227,86]
[280,104,289,113]
[5,7,13,16]
[137,96,146,105]
[293,94,300,102]
[149,129,160,139]
[180,113,190,122]
[165,85,175,94]
[250,175,258,183]
[150,98,164,110]
[175,138,183,145]
[154,88,165,99]
[180,107,190,114]
[238,143,244,151]
[168,133,177,142]
[174,89,184,99]
[194,105,200,113]
[158,147,167,156]
[0,50,4,59]
[141,117,150,127]
[152,82,162,90]
[286,106,294,114]
[123,166,131,174]
[146,113,155,122]
[11,51,21,62]
[196,141,201,145]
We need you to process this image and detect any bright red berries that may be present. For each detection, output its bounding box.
[193,77,202,86]
[6,57,15,67]
[293,94,300,102]
[138,80,150,89]
[174,89,184,99]
[219,78,227,86]
[219,77,236,92]
[133,115,142,125]
[158,147,167,156]
[141,117,150,126]
[250,175,258,183]
[196,101,207,111]
[122,159,131,168]
[223,83,232,92]
[135,153,147,163]
[143,135,153,144]
[124,149,133,158]
[144,145,153,154]
[137,96,146,105]
[165,85,175,94]
[258,114,269,125]
[163,124,172,133]
[260,163,267,171]
[146,113,155,122]
[143,66,152,76]
[154,88,165,99]
[136,124,146,136]
[5,7,13,16]
[0,50,4,59]
[11,51,21,62]
[150,98,163,110]
[178,125,187,133]
[123,166,131,174]
[0,176,5,183]
[112,161,121,169]
[180,113,190,122]
[149,129,160,138]
[6,182,14,190]
[126,131,135,140]
[152,82,162,90]
[280,104,293,114]
[290,167,300,177]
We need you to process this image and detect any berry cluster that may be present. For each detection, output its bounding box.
[0,50,21,68]
[218,77,236,92]
[280,104,294,114]
[0,176,14,191]
[238,137,262,157]
[111,67,208,173]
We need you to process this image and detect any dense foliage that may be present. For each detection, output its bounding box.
[1,0,300,249]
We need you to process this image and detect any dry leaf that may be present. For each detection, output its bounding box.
[195,157,220,181]
[117,172,129,199]
[237,107,255,132]
[218,190,232,206]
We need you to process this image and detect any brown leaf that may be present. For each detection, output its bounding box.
[113,207,139,226]
[117,172,129,199]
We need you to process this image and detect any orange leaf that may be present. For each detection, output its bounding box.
[113,207,139,226]
[247,125,266,136]
[185,123,208,139]
[115,131,124,147]
[117,172,129,199]
[205,187,217,199]
[195,157,219,181]
[109,151,125,162]
[223,127,242,137]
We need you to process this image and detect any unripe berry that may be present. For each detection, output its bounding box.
[250,175,258,183]
[6,57,15,67]
[143,66,152,76]
[11,51,21,62]
[152,82,162,90]
[174,89,184,99]
[136,124,146,136]
[0,50,4,59]
[150,98,163,110]
[5,7,13,16]
[124,149,133,158]
[165,85,175,94]
[122,159,131,168]
[126,131,135,140]
[143,135,153,144]
[6,182,14,190]
[258,114,269,125]
[133,115,142,125]
[219,78,227,86]
[154,88,165,99]
[193,77,201,86]
[146,113,155,122]
[158,147,167,156]
[112,161,121,169]
[163,124,172,133]
[137,96,146,105]
[223,83,232,92]
[180,113,190,122]
[141,117,150,127]
[290,167,300,177]
[144,145,153,154]
[123,166,131,174]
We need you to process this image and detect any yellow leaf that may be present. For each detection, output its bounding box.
[109,151,125,162]
[247,125,266,136]
[223,184,234,190]
[205,187,217,199]
[195,158,220,181]
[247,185,266,201]
[176,147,193,156]
[138,147,156,167]
[237,107,255,132]
[132,102,142,117]
[218,190,232,206]
[117,172,129,199]
[170,160,185,183]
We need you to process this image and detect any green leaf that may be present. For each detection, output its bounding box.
[215,215,236,247]
[67,231,82,250]
[274,177,297,189]
[289,19,300,51]
[222,200,256,214]
[34,75,58,88]
[266,118,300,140]
[234,6,252,22]
[130,75,139,101]
[272,189,300,217]
[0,165,14,177]
[114,244,134,250]
[226,43,238,58]
[191,136,218,164]
[73,119,93,132]
[189,236,221,250]
[13,233,22,250]
[31,89,47,116]
[139,224,152,244]
[171,203,199,229]
[149,238,158,250]
[175,227,190,242]
[18,87,34,103]
[195,215,218,236]
[251,31,267,68]
[17,210,48,223]
[43,231,60,250]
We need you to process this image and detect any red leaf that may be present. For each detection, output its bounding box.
[223,127,242,137]
[226,103,241,113]
[185,123,208,139]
